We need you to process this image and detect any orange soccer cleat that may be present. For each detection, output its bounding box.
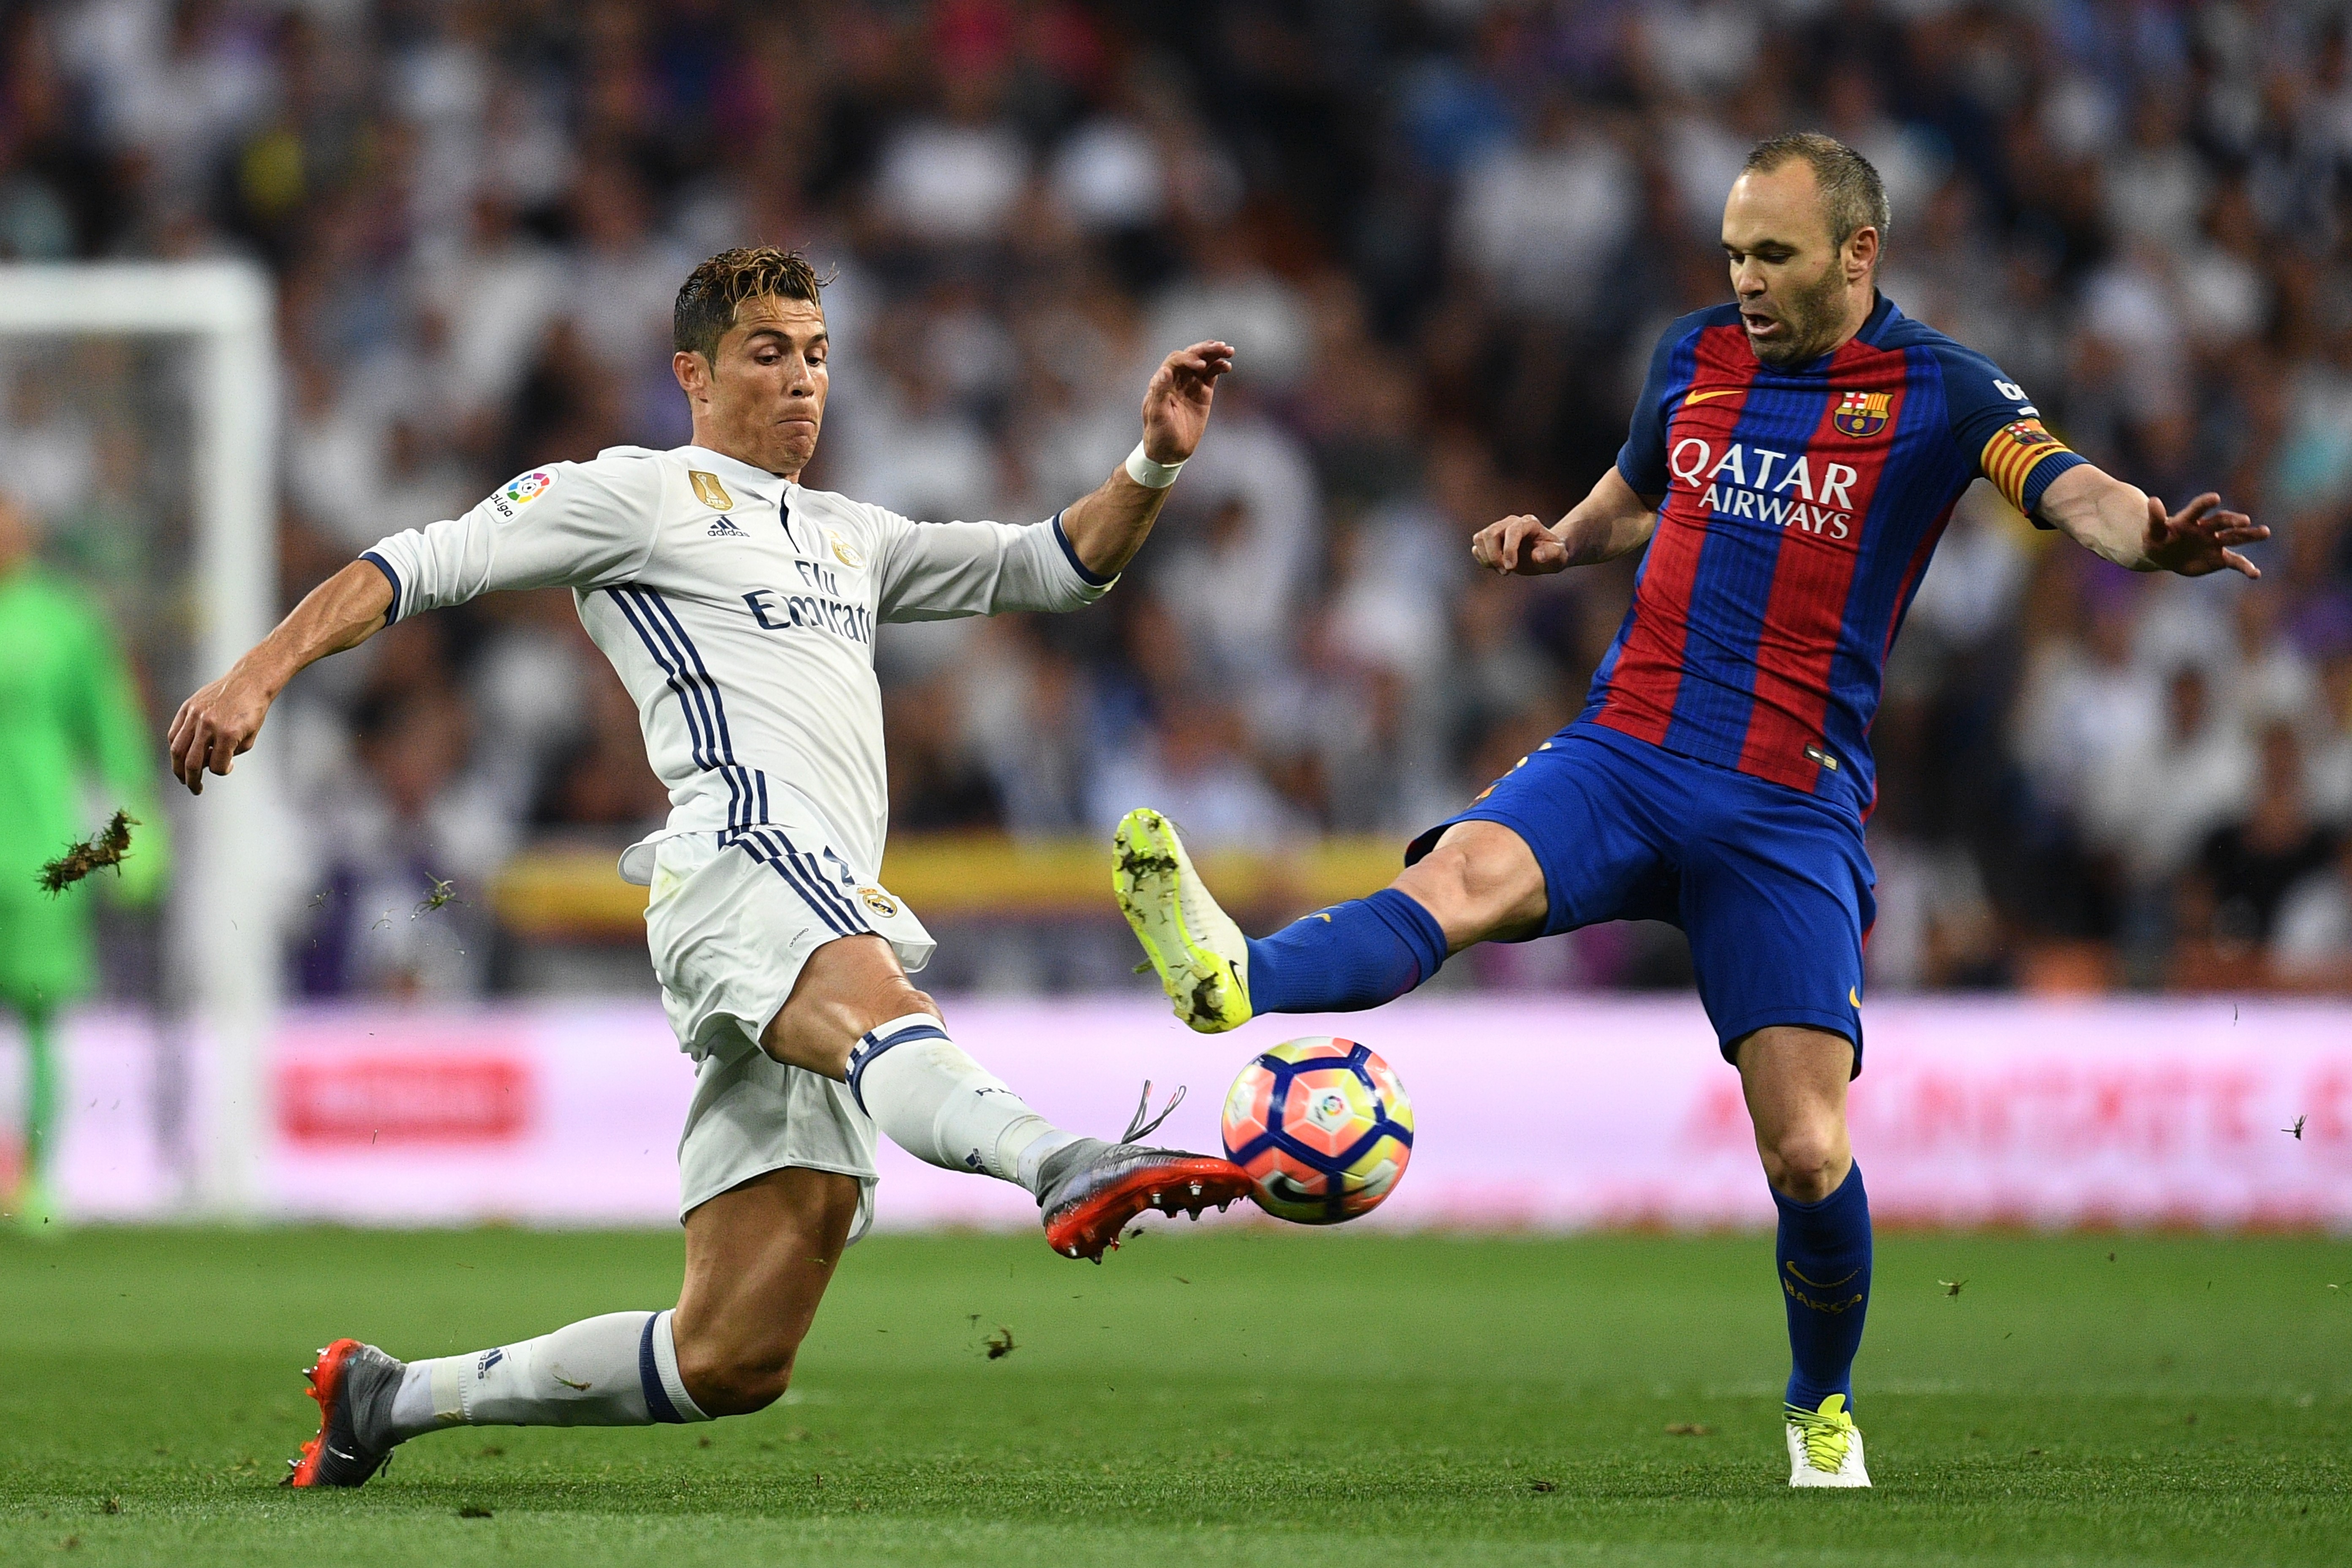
[1036,1084,1253,1262]
[284,1338,404,1488]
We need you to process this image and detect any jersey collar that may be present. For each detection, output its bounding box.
[678,444,792,505]
[1852,290,1900,347]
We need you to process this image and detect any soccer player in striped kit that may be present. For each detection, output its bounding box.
[1115,133,2267,1486]
[168,248,1248,1486]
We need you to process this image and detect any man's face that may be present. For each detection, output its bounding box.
[675,294,829,476]
[1721,163,1870,367]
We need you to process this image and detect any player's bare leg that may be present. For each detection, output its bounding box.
[1739,1026,1872,1487]
[1117,810,1543,1029]
[671,1167,860,1413]
[1739,1027,1853,1202]
[1389,822,1549,950]
[755,929,931,1078]
[285,1168,855,1486]
[763,934,1247,1262]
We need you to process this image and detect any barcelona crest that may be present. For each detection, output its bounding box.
[1832,390,1890,438]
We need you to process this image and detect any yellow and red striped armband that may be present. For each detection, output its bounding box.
[1979,418,2082,519]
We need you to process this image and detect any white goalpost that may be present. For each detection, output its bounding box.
[0,261,279,1216]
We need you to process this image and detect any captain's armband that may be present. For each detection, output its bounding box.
[1979,418,2085,523]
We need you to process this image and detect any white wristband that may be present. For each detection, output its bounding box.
[1125,441,1185,489]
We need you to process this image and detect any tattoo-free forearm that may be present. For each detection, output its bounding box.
[242,560,395,694]
[170,558,393,792]
[1058,468,1172,580]
[2036,465,2153,570]
[1557,466,1660,566]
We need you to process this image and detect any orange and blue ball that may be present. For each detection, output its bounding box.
[1220,1037,1414,1224]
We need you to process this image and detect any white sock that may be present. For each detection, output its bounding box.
[387,1309,708,1442]
[849,1014,1079,1195]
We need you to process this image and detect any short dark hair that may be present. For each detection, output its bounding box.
[1742,132,1890,255]
[672,247,825,363]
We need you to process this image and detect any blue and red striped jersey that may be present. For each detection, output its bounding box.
[1584,293,2084,816]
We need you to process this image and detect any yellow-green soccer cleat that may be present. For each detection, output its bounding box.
[1786,1394,1871,1487]
[1112,808,1253,1033]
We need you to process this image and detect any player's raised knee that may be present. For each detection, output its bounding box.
[675,1336,799,1417]
[1393,823,1547,949]
[844,972,938,1035]
[763,931,942,1076]
[1759,1124,1847,1203]
[878,979,937,1024]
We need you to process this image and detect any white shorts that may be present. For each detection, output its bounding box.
[643,827,936,1232]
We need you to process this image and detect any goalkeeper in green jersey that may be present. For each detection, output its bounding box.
[0,493,169,1230]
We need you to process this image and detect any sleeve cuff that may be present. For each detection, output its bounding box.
[1051,511,1117,589]
[359,550,404,621]
[2020,451,2087,528]
[1615,447,1665,501]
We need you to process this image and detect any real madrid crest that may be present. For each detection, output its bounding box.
[689,470,734,511]
[857,885,899,918]
[828,529,866,570]
[1832,390,1890,438]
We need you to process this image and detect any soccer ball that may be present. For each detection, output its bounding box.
[1220,1037,1414,1224]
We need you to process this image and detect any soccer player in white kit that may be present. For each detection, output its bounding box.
[165,248,1251,1486]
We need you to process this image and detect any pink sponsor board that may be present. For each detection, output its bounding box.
[261,1006,691,1224]
[8,998,2349,1229]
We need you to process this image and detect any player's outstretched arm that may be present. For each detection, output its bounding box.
[1471,466,1658,576]
[1058,340,1236,579]
[166,560,392,795]
[2036,465,2267,579]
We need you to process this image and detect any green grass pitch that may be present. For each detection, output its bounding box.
[2,1225,2348,1566]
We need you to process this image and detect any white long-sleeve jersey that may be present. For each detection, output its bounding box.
[361,444,1112,882]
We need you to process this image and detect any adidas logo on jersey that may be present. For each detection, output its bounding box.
[707,517,746,537]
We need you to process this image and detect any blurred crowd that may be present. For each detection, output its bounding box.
[2,0,2349,996]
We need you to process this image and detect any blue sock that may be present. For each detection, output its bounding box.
[1244,888,1448,1013]
[1775,1161,1871,1414]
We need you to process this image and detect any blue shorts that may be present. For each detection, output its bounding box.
[1407,722,1873,1071]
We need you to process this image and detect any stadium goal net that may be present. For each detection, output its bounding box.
[0,261,278,1216]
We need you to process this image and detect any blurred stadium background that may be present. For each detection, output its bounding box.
[2,0,2350,1228]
